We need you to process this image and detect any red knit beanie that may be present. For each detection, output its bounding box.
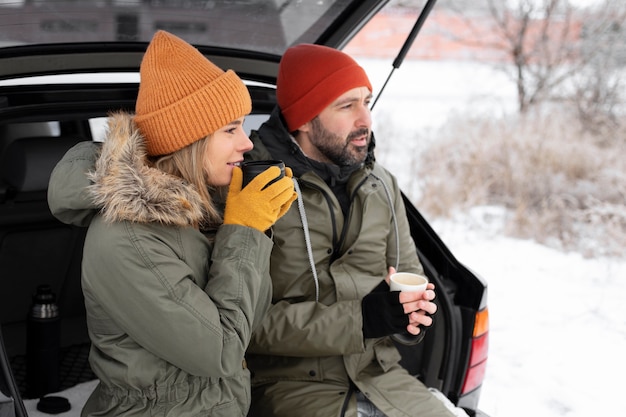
[134,31,251,156]
[277,44,372,132]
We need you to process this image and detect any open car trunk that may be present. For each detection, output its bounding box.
[0,1,489,415]
[0,80,488,416]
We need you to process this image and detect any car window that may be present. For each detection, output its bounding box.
[89,117,108,142]
[88,113,269,143]
[0,121,61,143]
[0,0,355,55]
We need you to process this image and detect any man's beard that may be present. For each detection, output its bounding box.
[309,117,370,166]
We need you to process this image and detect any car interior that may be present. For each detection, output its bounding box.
[0,101,443,400]
[0,123,94,395]
[0,81,486,417]
[0,2,489,416]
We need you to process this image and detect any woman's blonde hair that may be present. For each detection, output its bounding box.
[150,136,223,231]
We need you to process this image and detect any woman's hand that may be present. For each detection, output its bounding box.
[223,166,296,232]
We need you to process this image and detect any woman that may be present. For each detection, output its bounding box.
[47,30,296,416]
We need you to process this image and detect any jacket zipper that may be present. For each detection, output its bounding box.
[335,176,369,260]
[304,175,370,263]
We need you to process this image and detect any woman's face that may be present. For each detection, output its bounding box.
[204,116,253,187]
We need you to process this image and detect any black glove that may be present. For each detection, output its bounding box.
[362,290,408,338]
[369,279,390,293]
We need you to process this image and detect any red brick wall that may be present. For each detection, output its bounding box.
[345,8,581,62]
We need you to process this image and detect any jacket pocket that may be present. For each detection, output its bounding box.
[373,338,402,372]
[247,354,323,385]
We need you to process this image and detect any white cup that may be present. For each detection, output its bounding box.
[389,272,428,293]
[389,272,429,346]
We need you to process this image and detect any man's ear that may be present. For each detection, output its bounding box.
[297,120,312,134]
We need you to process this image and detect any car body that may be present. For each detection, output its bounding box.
[0,1,489,416]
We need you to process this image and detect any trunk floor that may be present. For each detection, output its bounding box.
[10,343,96,400]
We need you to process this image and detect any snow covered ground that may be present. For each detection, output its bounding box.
[432,207,626,417]
[364,58,626,417]
[365,58,626,417]
[22,59,625,417]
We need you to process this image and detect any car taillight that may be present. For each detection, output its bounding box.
[461,307,489,394]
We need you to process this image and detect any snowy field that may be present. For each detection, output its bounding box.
[364,58,626,417]
[23,59,625,417]
[431,207,626,417]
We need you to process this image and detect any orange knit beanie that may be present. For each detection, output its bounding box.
[277,44,372,132]
[134,30,251,156]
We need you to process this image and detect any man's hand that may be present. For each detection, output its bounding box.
[399,283,437,335]
[385,266,437,336]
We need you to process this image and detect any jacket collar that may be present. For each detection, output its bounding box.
[87,112,205,227]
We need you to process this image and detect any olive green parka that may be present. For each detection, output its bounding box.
[47,113,273,416]
[245,108,455,417]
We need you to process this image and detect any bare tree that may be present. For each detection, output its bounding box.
[571,2,626,136]
[440,0,581,113]
[438,0,625,120]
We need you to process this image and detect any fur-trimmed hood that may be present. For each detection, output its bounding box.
[87,112,205,227]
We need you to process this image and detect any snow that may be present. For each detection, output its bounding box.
[431,207,626,417]
[363,58,626,416]
[22,59,625,417]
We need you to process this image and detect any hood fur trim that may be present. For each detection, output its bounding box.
[87,112,205,226]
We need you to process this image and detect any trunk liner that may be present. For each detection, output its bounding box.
[10,343,96,400]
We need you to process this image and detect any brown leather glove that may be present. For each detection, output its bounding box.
[223,166,297,232]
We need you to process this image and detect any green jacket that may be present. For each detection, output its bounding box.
[245,109,453,417]
[47,113,273,416]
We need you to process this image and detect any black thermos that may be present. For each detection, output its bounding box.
[26,284,61,398]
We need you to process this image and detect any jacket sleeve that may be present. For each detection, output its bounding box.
[47,141,101,226]
[83,221,273,377]
[247,298,365,356]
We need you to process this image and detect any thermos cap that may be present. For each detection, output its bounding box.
[30,285,59,319]
[37,396,71,414]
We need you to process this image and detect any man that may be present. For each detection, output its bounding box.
[245,44,464,417]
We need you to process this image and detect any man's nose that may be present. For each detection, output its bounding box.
[357,103,372,127]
